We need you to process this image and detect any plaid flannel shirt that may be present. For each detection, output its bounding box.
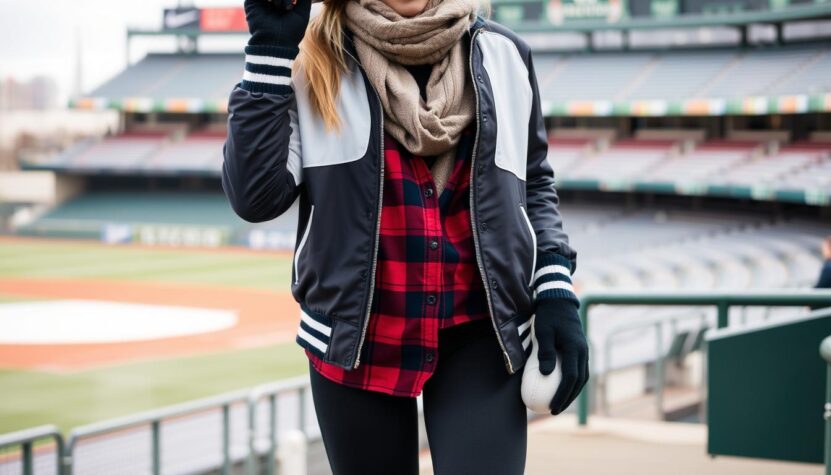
[305,122,491,397]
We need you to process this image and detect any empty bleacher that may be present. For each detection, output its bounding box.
[68,133,169,171]
[708,143,826,187]
[78,44,831,109]
[143,132,225,174]
[552,137,831,195]
[90,53,241,102]
[558,140,673,182]
[535,43,831,103]
[28,130,226,175]
[559,203,828,374]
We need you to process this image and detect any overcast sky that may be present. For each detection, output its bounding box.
[0,0,250,102]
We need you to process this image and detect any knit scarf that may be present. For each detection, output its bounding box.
[343,0,477,194]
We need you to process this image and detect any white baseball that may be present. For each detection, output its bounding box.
[521,315,563,414]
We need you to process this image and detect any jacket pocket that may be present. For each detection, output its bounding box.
[293,204,315,285]
[519,204,537,288]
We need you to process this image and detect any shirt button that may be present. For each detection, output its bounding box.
[429,240,439,250]
[491,279,498,289]
[478,164,485,175]
[480,221,488,231]
[425,352,434,362]
[426,294,437,305]
[425,187,434,198]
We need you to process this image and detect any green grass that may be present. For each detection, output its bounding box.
[0,240,293,291]
[0,293,45,303]
[0,238,309,434]
[0,341,309,434]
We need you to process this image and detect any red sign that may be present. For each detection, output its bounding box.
[200,8,247,32]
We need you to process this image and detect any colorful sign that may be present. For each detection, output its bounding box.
[545,0,628,25]
[162,7,247,33]
[200,8,248,33]
[163,8,200,30]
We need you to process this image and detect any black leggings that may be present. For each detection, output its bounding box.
[308,317,528,475]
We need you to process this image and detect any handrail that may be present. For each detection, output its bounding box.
[820,335,831,475]
[1,377,315,475]
[0,425,64,475]
[577,289,831,426]
[64,388,250,475]
[244,375,311,475]
[600,309,709,417]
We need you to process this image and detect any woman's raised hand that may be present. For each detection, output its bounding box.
[244,0,312,48]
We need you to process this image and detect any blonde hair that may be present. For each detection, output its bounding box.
[295,0,492,133]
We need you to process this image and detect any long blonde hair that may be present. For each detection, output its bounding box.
[296,0,491,133]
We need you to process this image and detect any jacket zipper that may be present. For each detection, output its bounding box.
[468,26,515,374]
[293,204,315,285]
[343,43,385,369]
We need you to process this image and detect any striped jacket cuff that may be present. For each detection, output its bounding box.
[240,44,299,95]
[532,251,579,307]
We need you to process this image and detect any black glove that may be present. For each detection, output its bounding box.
[534,298,589,415]
[245,0,311,48]
[240,0,311,94]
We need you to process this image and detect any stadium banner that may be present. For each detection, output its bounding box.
[200,8,247,32]
[69,97,228,114]
[161,7,247,33]
[163,8,200,31]
[545,0,628,25]
[558,180,831,206]
[101,224,231,247]
[650,0,679,17]
[247,229,297,251]
[540,93,831,117]
[102,224,134,244]
[136,225,231,247]
[68,93,830,117]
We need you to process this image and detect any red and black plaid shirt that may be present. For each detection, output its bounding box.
[305,122,490,397]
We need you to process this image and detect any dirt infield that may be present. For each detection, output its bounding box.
[0,277,301,373]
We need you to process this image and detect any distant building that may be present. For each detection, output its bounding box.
[0,76,59,111]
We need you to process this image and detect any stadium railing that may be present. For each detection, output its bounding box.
[0,425,64,475]
[63,388,251,475]
[599,308,709,418]
[52,375,311,475]
[245,375,311,475]
[576,289,831,427]
[821,335,831,475]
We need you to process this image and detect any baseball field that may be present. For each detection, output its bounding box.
[0,236,309,434]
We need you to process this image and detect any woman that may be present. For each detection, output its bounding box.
[222,0,589,472]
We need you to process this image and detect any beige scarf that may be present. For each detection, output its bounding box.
[344,0,477,194]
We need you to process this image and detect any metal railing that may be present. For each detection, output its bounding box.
[0,376,313,475]
[0,425,64,475]
[577,289,831,426]
[599,309,709,418]
[2,372,421,475]
[48,375,316,475]
[64,388,251,475]
[821,335,831,475]
[245,375,311,475]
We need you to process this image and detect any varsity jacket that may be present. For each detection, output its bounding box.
[222,15,579,375]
